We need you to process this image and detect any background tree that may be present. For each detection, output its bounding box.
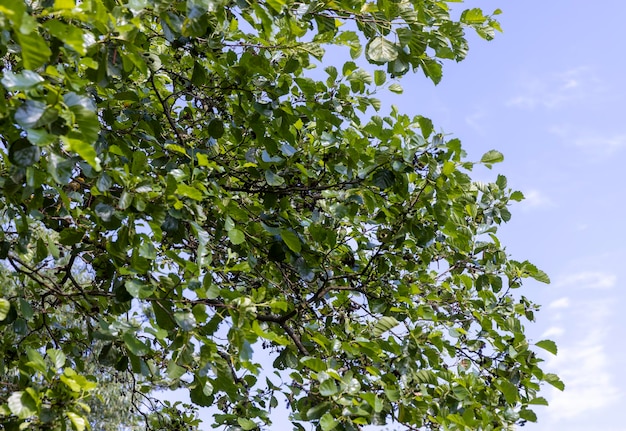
[0,0,561,430]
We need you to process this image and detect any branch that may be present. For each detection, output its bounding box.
[279,322,309,356]
[149,74,186,148]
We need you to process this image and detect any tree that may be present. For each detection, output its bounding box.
[0,0,561,430]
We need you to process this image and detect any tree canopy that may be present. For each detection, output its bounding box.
[0,0,561,430]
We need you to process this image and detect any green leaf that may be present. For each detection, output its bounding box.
[47,349,66,369]
[176,183,203,201]
[125,279,154,299]
[366,37,399,64]
[545,373,565,391]
[8,138,40,167]
[14,100,57,129]
[123,332,150,357]
[0,299,10,321]
[1,70,44,90]
[320,413,338,431]
[529,396,549,406]
[388,83,403,94]
[420,58,443,84]
[237,418,258,430]
[374,70,386,86]
[373,169,395,189]
[207,118,224,138]
[265,170,285,186]
[66,412,87,431]
[480,150,504,164]
[228,228,245,245]
[62,136,100,171]
[301,357,326,372]
[510,191,525,201]
[372,316,399,337]
[319,379,339,396]
[173,311,196,331]
[496,379,518,404]
[535,339,558,355]
[16,31,52,70]
[44,19,86,55]
[281,229,301,253]
[8,391,38,419]
[462,8,487,24]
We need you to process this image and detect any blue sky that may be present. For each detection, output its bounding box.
[387,1,626,429]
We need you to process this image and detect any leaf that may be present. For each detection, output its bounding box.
[176,183,203,201]
[301,357,326,372]
[47,349,66,369]
[8,391,38,419]
[44,19,86,55]
[535,339,558,355]
[320,413,338,431]
[529,396,549,406]
[123,332,150,357]
[388,83,403,94]
[62,136,100,171]
[462,8,487,24]
[544,373,565,391]
[236,418,258,430]
[9,138,40,167]
[372,316,399,337]
[374,70,386,86]
[14,100,57,129]
[373,169,395,189]
[16,31,52,70]
[366,37,399,64]
[207,118,224,138]
[66,412,87,431]
[0,298,10,321]
[281,229,301,253]
[265,170,285,186]
[319,379,339,396]
[496,378,518,404]
[125,279,154,299]
[1,70,44,90]
[510,191,524,201]
[420,58,443,84]
[173,311,196,331]
[228,228,245,245]
[480,150,504,165]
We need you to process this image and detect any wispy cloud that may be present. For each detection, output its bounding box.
[465,107,488,134]
[549,125,626,155]
[549,297,570,309]
[543,299,620,422]
[519,189,555,210]
[506,66,603,110]
[555,271,617,289]
[542,326,565,338]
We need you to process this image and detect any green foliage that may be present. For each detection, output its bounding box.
[0,0,557,430]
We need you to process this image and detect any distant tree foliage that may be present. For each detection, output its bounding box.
[0,0,561,430]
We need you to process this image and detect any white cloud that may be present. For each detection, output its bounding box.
[555,271,617,289]
[519,189,555,210]
[549,297,570,309]
[506,66,602,110]
[541,326,565,338]
[549,125,626,155]
[465,108,487,134]
[543,300,620,422]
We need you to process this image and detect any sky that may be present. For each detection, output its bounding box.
[167,2,626,429]
[385,1,626,429]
